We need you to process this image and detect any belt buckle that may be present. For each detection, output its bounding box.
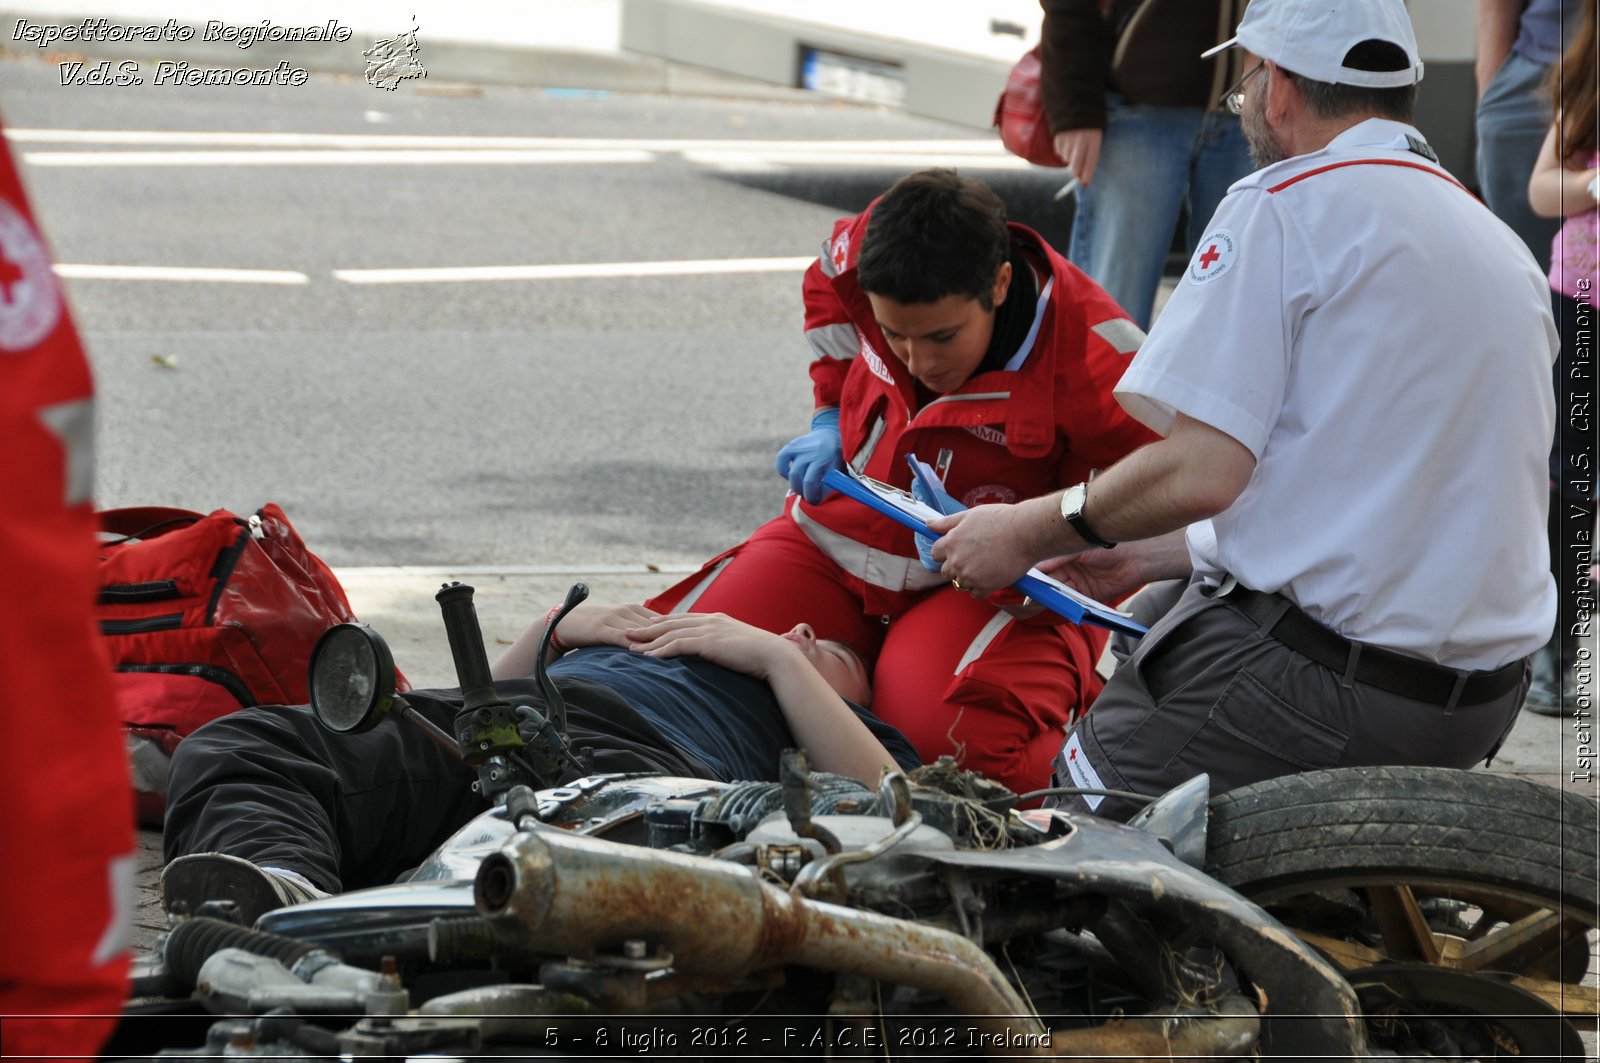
[1215,573,1239,598]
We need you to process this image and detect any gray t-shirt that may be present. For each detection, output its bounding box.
[1514,0,1582,66]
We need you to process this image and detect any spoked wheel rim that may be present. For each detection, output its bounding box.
[1247,873,1595,1057]
[1205,766,1598,1060]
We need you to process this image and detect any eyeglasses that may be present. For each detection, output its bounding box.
[1220,61,1266,115]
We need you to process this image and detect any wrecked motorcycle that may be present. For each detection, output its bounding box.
[118,583,1598,1060]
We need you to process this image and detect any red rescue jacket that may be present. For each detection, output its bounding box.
[796,206,1159,616]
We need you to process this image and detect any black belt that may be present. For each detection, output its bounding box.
[1219,585,1526,707]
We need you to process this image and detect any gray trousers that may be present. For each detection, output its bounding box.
[1053,578,1528,820]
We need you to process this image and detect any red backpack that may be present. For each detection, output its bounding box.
[994,46,1067,168]
[96,504,390,824]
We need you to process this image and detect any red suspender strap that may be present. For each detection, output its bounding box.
[1267,158,1473,196]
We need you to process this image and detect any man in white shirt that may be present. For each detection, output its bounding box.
[929,0,1557,819]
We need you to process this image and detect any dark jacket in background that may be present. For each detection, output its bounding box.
[1039,0,1247,132]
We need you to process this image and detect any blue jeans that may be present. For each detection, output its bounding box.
[1067,95,1252,328]
[1476,50,1560,272]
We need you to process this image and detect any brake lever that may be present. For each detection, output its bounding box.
[535,582,589,736]
[510,582,592,783]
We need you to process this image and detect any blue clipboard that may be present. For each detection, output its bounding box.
[820,465,1146,637]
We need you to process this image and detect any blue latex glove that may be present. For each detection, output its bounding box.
[775,407,842,505]
[911,475,965,571]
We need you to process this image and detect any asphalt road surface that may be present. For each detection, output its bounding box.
[1,53,1077,570]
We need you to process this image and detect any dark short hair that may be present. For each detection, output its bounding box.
[856,169,1010,309]
[1280,39,1417,122]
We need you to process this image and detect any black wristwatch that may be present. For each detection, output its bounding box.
[1059,482,1115,549]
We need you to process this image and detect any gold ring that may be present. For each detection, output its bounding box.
[951,576,964,590]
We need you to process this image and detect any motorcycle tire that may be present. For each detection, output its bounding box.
[1205,765,1597,1061]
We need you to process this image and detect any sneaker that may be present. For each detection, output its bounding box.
[1523,643,1563,717]
[161,852,326,925]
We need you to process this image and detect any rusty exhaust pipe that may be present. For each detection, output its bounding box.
[476,828,1048,1052]
[1050,995,1260,1059]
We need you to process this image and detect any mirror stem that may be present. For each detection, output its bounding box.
[393,697,468,762]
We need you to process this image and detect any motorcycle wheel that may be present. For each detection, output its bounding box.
[1206,765,1596,1060]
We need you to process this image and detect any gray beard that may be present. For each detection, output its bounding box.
[1244,103,1289,168]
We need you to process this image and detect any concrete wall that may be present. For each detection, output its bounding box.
[621,0,1482,179]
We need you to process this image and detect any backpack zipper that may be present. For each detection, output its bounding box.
[101,614,183,635]
[98,580,181,603]
[116,663,254,707]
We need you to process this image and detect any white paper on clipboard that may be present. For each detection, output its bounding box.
[820,464,1146,637]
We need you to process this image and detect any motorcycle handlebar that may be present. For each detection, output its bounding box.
[435,582,497,707]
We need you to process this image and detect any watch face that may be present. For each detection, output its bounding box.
[1060,483,1086,519]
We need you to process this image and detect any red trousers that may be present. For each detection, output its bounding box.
[646,513,1105,794]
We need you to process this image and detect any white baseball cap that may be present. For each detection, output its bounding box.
[1202,0,1425,88]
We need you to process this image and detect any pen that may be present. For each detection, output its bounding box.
[934,448,953,484]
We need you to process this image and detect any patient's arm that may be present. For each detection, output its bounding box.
[625,613,900,786]
[490,601,660,680]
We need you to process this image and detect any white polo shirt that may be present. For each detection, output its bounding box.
[1117,119,1557,669]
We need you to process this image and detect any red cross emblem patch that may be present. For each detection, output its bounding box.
[962,483,1017,507]
[0,198,61,352]
[1059,732,1106,810]
[830,231,851,275]
[1186,228,1238,286]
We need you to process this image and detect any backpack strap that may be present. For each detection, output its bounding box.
[97,507,208,544]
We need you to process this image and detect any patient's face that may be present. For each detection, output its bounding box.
[783,623,872,705]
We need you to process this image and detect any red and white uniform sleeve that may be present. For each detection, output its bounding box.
[1115,187,1293,457]
[802,213,869,410]
[0,116,134,1060]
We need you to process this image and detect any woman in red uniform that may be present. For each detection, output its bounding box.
[648,171,1156,793]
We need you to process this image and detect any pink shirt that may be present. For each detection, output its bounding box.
[1550,152,1599,299]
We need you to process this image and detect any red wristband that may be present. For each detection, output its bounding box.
[544,604,565,654]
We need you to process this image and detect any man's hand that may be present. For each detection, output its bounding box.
[1052,128,1103,186]
[775,408,843,504]
[625,612,791,680]
[1036,548,1146,604]
[1040,529,1195,604]
[560,602,660,650]
[928,497,1063,597]
[491,601,660,679]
